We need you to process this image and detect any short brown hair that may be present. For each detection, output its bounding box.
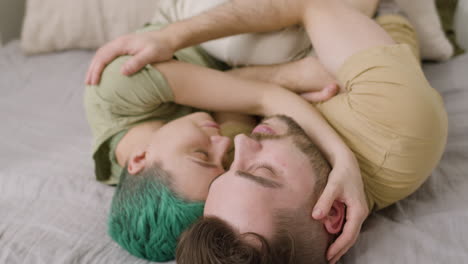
[176,208,332,264]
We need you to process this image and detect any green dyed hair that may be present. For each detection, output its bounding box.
[108,164,204,262]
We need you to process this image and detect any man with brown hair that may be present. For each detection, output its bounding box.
[177,115,337,264]
[167,0,447,263]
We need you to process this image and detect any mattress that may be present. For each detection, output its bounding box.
[0,40,467,263]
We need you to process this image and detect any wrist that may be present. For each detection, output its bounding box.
[258,85,290,116]
[331,146,356,166]
[159,22,188,52]
[313,132,354,167]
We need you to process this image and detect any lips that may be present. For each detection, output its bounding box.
[252,124,276,135]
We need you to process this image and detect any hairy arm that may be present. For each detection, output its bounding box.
[85,0,379,85]
[162,0,378,52]
[85,0,306,85]
[162,0,307,51]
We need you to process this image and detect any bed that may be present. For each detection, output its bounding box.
[1,1,467,263]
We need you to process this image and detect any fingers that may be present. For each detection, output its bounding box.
[86,54,102,85]
[326,203,368,262]
[85,60,95,85]
[121,49,151,76]
[85,37,129,85]
[300,84,338,103]
[312,181,339,219]
[327,227,358,263]
[91,47,124,85]
[327,225,358,263]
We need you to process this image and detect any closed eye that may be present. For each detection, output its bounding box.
[191,158,219,169]
[235,171,283,189]
[255,163,277,178]
[193,150,209,161]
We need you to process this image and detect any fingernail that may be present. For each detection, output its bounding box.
[312,208,322,218]
[121,65,128,74]
[123,64,132,75]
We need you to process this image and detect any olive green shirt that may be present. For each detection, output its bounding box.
[84,24,230,185]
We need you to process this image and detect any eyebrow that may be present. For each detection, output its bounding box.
[235,171,283,189]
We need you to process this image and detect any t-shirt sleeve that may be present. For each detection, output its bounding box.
[84,55,184,149]
[84,55,192,183]
[96,56,174,116]
[336,44,423,93]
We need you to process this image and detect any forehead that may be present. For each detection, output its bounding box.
[204,170,278,237]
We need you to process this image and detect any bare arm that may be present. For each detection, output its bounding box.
[86,0,307,85]
[227,56,339,101]
[154,60,350,166]
[302,0,394,75]
[161,0,378,52]
[85,0,379,85]
[164,0,392,73]
[163,0,306,51]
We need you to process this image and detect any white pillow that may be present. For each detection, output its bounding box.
[21,0,160,54]
[455,0,468,50]
[152,0,311,66]
[395,0,454,61]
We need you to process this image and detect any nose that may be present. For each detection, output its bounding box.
[234,134,261,151]
[193,111,213,121]
[231,134,261,167]
[210,135,231,166]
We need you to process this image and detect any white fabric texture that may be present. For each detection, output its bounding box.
[20,0,160,54]
[152,0,311,66]
[395,0,454,61]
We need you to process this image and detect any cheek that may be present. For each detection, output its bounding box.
[262,144,299,169]
[187,130,210,146]
[164,161,219,201]
[204,170,222,183]
[180,174,214,201]
[266,153,291,169]
[194,168,222,188]
[268,152,313,185]
[274,148,309,170]
[277,158,289,168]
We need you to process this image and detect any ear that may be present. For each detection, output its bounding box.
[320,201,345,234]
[127,150,147,175]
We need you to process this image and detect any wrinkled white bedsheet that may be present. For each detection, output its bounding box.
[0,41,467,263]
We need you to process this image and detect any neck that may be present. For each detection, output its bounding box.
[115,121,164,167]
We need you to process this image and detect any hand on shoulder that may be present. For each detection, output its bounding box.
[85,28,176,85]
